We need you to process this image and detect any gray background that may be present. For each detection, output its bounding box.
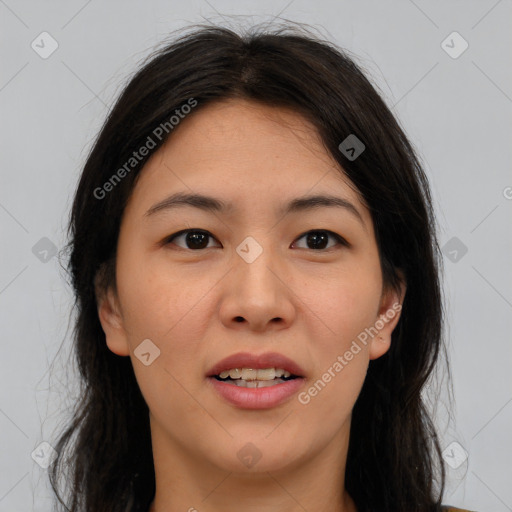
[1,1,511,511]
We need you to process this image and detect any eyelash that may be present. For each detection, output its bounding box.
[163,229,349,251]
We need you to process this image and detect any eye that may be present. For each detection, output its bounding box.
[163,229,348,251]
[292,230,348,251]
[164,229,221,250]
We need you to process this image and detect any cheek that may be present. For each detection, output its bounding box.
[117,260,208,424]
[115,250,220,400]
[116,247,209,341]
[306,264,382,347]
[292,341,368,458]
[298,260,381,414]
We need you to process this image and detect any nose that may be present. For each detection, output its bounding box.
[219,242,296,333]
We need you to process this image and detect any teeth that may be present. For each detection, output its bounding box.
[217,368,293,381]
[233,378,287,388]
[241,368,259,380]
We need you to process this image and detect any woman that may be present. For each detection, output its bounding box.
[50,24,474,512]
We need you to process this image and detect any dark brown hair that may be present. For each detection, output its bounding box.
[50,22,449,512]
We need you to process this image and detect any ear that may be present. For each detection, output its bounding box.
[96,284,131,357]
[369,270,407,361]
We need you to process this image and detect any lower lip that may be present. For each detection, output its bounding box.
[207,377,305,409]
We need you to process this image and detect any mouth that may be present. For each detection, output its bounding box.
[206,352,306,409]
[212,367,300,388]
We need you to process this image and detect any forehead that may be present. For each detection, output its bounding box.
[124,98,368,222]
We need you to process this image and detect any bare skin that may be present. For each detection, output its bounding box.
[97,98,406,512]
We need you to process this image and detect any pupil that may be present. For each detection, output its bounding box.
[187,231,208,249]
[307,232,328,250]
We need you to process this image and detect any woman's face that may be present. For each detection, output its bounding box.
[98,98,404,476]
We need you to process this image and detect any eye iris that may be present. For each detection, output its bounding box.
[186,231,209,249]
[307,231,329,250]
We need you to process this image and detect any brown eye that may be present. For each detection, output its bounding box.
[293,230,348,250]
[164,229,348,251]
[165,229,220,250]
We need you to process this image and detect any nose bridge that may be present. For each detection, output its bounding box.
[220,233,294,330]
[233,234,280,294]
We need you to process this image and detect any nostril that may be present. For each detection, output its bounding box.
[234,316,244,323]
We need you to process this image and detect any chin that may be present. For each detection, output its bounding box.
[204,437,304,475]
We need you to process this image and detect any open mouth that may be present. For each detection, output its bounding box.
[207,364,305,409]
[213,374,299,388]
[212,368,300,388]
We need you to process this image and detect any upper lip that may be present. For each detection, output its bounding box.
[207,351,305,378]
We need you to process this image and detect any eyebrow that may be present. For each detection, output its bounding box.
[144,192,365,228]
